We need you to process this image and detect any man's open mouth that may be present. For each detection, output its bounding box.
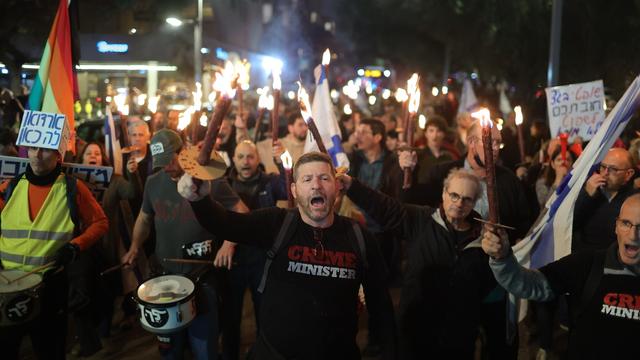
[623,244,640,257]
[310,195,326,208]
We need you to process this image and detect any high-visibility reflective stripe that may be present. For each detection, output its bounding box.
[0,251,53,266]
[1,229,73,242]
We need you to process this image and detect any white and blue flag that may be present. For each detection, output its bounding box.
[304,64,350,169]
[104,107,123,175]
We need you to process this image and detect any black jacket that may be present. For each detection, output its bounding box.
[347,179,501,358]
[402,157,533,241]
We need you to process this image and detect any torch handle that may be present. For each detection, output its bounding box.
[238,88,244,120]
[482,127,500,224]
[517,125,526,164]
[402,113,415,189]
[198,97,232,166]
[271,90,281,144]
[307,118,328,154]
[253,109,265,143]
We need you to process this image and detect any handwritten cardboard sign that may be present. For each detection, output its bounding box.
[0,155,113,201]
[16,110,70,154]
[545,80,605,141]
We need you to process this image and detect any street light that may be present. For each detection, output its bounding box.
[165,0,203,85]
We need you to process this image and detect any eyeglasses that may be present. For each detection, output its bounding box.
[616,218,640,235]
[446,191,475,206]
[599,163,630,174]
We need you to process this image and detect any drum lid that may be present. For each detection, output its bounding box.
[0,270,42,293]
[137,275,194,304]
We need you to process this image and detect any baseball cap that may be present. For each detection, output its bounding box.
[150,129,183,169]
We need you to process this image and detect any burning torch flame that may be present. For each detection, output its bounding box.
[408,89,421,114]
[322,49,331,66]
[395,88,408,103]
[235,59,251,89]
[471,108,492,128]
[213,61,238,98]
[297,82,313,123]
[193,82,202,111]
[272,68,282,91]
[514,106,523,126]
[280,150,293,170]
[258,87,270,110]
[266,94,274,111]
[177,107,194,131]
[407,73,419,95]
[148,95,160,113]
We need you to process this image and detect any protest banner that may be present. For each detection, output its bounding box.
[545,80,605,141]
[16,110,71,154]
[0,155,113,201]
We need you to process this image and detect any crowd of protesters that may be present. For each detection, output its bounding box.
[0,80,639,360]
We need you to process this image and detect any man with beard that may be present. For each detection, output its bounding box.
[483,194,640,359]
[122,129,247,359]
[177,152,397,359]
[339,168,503,358]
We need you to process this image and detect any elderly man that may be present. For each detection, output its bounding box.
[400,119,532,241]
[483,194,640,359]
[0,144,108,359]
[178,152,397,359]
[573,148,638,252]
[340,168,512,359]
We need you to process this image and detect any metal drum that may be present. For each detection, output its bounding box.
[0,270,43,327]
[135,275,196,334]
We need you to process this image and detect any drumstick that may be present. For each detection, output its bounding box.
[163,258,214,265]
[473,218,516,230]
[100,263,125,276]
[8,261,56,284]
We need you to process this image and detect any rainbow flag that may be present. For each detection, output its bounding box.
[28,0,78,153]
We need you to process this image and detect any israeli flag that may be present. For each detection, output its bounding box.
[514,76,640,269]
[304,64,350,169]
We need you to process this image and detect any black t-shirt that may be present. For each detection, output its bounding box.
[540,248,640,359]
[189,201,397,359]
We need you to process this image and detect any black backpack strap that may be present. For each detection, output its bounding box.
[64,174,80,235]
[257,209,298,294]
[3,173,24,204]
[573,251,605,325]
[350,221,368,271]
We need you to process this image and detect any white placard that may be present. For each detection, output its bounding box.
[0,155,113,201]
[16,110,70,154]
[545,80,605,141]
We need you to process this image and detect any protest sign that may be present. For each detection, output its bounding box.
[545,80,605,141]
[0,155,113,201]
[16,110,71,154]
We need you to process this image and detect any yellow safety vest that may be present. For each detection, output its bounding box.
[0,175,75,272]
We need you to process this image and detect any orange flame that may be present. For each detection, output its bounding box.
[213,61,238,98]
[514,106,523,126]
